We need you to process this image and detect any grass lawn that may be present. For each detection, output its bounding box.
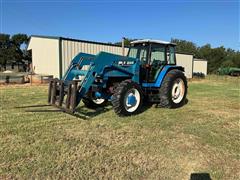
[0,76,239,179]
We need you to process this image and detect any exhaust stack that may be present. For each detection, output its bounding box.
[122,37,125,56]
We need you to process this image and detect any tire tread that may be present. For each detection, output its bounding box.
[158,69,187,108]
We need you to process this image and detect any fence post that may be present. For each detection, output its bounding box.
[6,76,9,83]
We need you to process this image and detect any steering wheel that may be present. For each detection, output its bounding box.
[151,59,161,68]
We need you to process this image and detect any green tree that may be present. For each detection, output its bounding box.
[171,38,198,55]
[197,45,240,73]
[196,44,211,59]
[11,34,29,63]
[11,34,28,46]
[169,39,240,73]
[231,52,240,68]
[0,34,15,66]
[0,33,31,70]
[208,46,227,73]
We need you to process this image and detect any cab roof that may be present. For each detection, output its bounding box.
[131,39,176,46]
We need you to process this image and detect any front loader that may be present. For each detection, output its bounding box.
[48,39,187,116]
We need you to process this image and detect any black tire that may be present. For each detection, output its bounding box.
[112,80,143,116]
[82,95,108,109]
[159,69,187,108]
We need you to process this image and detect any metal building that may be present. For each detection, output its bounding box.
[193,58,208,75]
[27,35,193,78]
[27,35,128,78]
[176,53,193,78]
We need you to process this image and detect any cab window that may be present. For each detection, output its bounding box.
[127,45,148,64]
[139,49,147,64]
[150,46,166,65]
[128,48,138,58]
[167,46,176,64]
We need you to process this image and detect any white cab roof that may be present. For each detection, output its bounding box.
[131,39,176,45]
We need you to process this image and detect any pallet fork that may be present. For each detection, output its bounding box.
[48,79,79,113]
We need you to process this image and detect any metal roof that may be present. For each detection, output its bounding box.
[30,35,125,47]
[131,39,176,45]
[31,35,60,40]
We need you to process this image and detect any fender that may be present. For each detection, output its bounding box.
[142,65,184,88]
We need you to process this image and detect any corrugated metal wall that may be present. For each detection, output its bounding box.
[61,39,128,74]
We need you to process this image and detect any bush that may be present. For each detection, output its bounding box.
[193,72,205,78]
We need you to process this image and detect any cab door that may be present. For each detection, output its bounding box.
[147,44,166,82]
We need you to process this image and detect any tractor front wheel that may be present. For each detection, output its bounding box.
[82,94,108,109]
[159,69,187,108]
[112,80,143,116]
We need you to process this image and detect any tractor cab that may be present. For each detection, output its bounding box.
[128,39,176,82]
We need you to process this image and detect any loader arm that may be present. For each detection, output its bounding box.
[48,51,138,113]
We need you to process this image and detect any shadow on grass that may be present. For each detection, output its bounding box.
[190,173,211,180]
[25,109,62,112]
[15,101,153,119]
[18,104,112,120]
[74,106,112,120]
[154,98,189,109]
[15,104,51,108]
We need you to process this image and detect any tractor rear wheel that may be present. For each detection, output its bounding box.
[112,80,143,116]
[159,69,187,108]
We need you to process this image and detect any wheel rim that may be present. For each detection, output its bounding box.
[171,78,185,104]
[124,88,141,113]
[92,98,105,104]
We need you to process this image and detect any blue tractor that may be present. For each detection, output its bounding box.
[48,39,187,116]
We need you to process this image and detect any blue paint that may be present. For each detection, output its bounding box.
[127,95,137,106]
[95,91,102,98]
[142,65,182,88]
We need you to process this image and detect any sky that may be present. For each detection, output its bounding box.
[1,0,239,50]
